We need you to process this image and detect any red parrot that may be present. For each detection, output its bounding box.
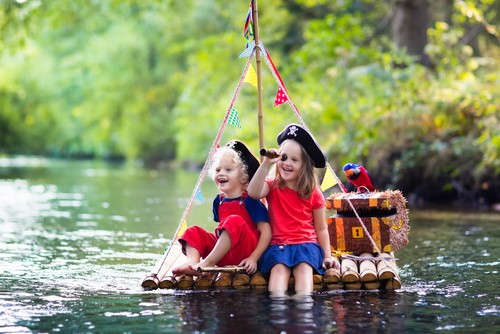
[343,163,376,193]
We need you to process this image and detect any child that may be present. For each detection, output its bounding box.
[172,140,271,277]
[247,124,336,298]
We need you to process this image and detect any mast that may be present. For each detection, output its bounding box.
[252,0,264,152]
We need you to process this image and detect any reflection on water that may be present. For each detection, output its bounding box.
[0,158,499,333]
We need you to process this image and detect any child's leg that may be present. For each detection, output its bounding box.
[215,215,259,268]
[172,244,202,276]
[197,230,232,268]
[172,226,218,276]
[292,262,314,295]
[268,263,292,296]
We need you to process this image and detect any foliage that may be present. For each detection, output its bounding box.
[285,0,499,204]
[0,0,498,205]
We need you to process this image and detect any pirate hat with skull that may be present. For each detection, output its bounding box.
[276,124,326,168]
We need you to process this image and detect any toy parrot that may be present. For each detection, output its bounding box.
[343,163,376,193]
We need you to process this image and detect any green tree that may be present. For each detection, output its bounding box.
[0,0,498,205]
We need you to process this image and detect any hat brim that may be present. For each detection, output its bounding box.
[276,124,326,168]
[226,140,260,181]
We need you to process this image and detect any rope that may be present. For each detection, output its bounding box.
[260,45,346,191]
[259,40,389,260]
[151,51,257,276]
[152,40,394,278]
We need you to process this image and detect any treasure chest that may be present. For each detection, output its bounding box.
[326,190,409,253]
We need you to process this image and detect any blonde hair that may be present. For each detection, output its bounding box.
[276,139,318,199]
[209,147,249,184]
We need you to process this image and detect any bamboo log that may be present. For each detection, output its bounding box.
[323,267,341,283]
[376,252,398,280]
[359,253,378,282]
[214,272,234,288]
[323,256,341,283]
[194,275,214,289]
[313,274,323,285]
[313,274,323,290]
[345,282,363,290]
[141,274,160,290]
[176,275,194,289]
[341,258,360,283]
[232,273,251,287]
[250,272,267,288]
[384,276,402,290]
[158,275,177,289]
[325,283,344,290]
[363,281,381,290]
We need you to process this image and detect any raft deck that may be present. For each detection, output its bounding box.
[142,253,401,291]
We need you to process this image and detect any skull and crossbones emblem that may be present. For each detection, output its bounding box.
[287,125,299,137]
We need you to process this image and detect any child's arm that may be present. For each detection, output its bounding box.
[313,207,338,269]
[239,222,272,275]
[247,157,276,199]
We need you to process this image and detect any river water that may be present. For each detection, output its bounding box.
[0,157,498,333]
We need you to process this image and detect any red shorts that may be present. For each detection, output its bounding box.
[179,215,260,266]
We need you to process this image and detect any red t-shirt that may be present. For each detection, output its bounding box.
[265,179,325,245]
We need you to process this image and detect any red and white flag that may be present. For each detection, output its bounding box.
[274,87,288,107]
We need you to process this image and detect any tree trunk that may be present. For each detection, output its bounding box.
[392,0,432,67]
[443,0,454,25]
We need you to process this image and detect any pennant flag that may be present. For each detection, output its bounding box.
[176,219,188,238]
[274,87,288,107]
[321,167,338,191]
[239,41,255,58]
[244,65,258,87]
[228,107,242,129]
[243,1,254,41]
[195,188,204,204]
[239,40,267,58]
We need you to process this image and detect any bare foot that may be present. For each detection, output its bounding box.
[172,262,200,276]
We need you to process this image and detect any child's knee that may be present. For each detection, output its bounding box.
[272,263,291,276]
[293,262,313,276]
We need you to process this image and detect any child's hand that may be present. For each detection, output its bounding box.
[239,257,258,275]
[261,148,281,165]
[322,257,339,270]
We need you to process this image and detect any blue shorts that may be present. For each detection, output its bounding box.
[259,243,325,274]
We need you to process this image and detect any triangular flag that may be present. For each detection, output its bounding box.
[239,40,266,58]
[239,41,254,58]
[244,64,258,87]
[176,219,188,238]
[195,188,204,204]
[274,87,288,107]
[321,167,338,191]
[228,107,242,129]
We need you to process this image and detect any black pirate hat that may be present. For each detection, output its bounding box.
[276,124,326,168]
[226,140,260,181]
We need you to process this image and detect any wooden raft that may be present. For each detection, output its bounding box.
[141,190,408,291]
[143,254,401,291]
